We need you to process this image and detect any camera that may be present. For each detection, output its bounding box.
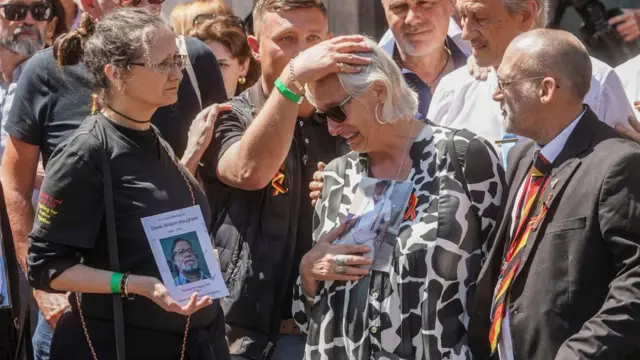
[550,0,640,67]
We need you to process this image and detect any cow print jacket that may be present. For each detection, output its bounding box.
[292,124,506,360]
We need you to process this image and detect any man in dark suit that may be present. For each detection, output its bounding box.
[468,28,640,360]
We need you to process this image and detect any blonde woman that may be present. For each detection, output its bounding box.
[170,0,235,35]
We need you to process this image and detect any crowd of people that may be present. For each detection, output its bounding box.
[1,0,640,359]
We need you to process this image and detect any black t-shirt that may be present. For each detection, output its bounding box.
[212,82,347,319]
[5,37,226,167]
[27,114,216,334]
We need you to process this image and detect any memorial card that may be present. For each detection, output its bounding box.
[335,177,413,272]
[141,205,228,306]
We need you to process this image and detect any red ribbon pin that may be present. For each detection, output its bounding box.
[271,165,288,196]
[403,193,418,221]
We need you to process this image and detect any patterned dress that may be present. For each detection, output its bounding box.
[292,124,505,360]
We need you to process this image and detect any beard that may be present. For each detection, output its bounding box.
[0,25,43,58]
[181,260,200,273]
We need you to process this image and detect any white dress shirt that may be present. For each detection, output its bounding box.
[428,56,636,160]
[497,109,586,360]
[616,54,640,119]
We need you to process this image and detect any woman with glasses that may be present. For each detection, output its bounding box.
[188,18,259,98]
[27,8,229,360]
[292,37,506,359]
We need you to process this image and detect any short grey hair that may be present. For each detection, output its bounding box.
[502,0,548,28]
[306,37,419,124]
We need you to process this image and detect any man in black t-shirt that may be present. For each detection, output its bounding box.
[1,0,226,357]
[208,1,371,359]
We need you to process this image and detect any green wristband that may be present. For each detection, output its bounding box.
[275,78,303,104]
[110,272,124,294]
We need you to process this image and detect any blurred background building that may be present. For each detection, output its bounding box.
[162,0,389,40]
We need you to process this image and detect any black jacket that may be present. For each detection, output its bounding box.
[202,82,346,359]
[468,108,640,359]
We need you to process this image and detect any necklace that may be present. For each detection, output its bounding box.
[107,106,152,124]
[395,119,416,180]
[431,47,452,87]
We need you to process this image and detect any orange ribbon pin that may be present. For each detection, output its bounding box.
[271,165,288,196]
[635,100,640,112]
[403,193,418,221]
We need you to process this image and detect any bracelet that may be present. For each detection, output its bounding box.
[110,272,124,294]
[275,78,303,105]
[120,273,135,300]
[289,60,305,95]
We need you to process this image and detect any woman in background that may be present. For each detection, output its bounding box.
[170,0,236,35]
[188,18,259,97]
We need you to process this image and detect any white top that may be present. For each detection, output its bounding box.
[616,54,640,119]
[428,56,636,156]
[498,109,586,360]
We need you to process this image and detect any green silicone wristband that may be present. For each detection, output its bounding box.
[274,78,303,104]
[110,272,123,294]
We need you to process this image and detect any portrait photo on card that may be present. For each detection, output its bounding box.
[161,231,212,287]
[336,177,413,272]
[141,205,229,305]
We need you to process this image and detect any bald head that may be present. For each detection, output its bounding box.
[504,28,592,101]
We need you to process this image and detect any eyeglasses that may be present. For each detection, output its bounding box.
[315,95,353,123]
[193,13,245,29]
[131,54,187,75]
[496,76,560,92]
[173,248,195,257]
[119,0,165,7]
[0,3,52,21]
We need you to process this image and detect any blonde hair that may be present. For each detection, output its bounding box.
[305,37,419,124]
[170,0,233,35]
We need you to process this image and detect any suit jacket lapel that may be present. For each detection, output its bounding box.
[512,107,598,283]
[498,149,534,242]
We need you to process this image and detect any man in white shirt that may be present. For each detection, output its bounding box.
[616,54,640,119]
[428,0,636,164]
[377,0,468,117]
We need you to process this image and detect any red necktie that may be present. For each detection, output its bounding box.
[489,152,551,353]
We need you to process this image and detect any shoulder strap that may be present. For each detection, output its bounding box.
[98,135,126,360]
[446,129,471,199]
[178,36,202,110]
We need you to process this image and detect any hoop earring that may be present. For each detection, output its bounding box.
[375,103,388,124]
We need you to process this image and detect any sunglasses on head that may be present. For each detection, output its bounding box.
[119,0,165,7]
[0,3,52,21]
[193,13,244,29]
[315,95,353,123]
